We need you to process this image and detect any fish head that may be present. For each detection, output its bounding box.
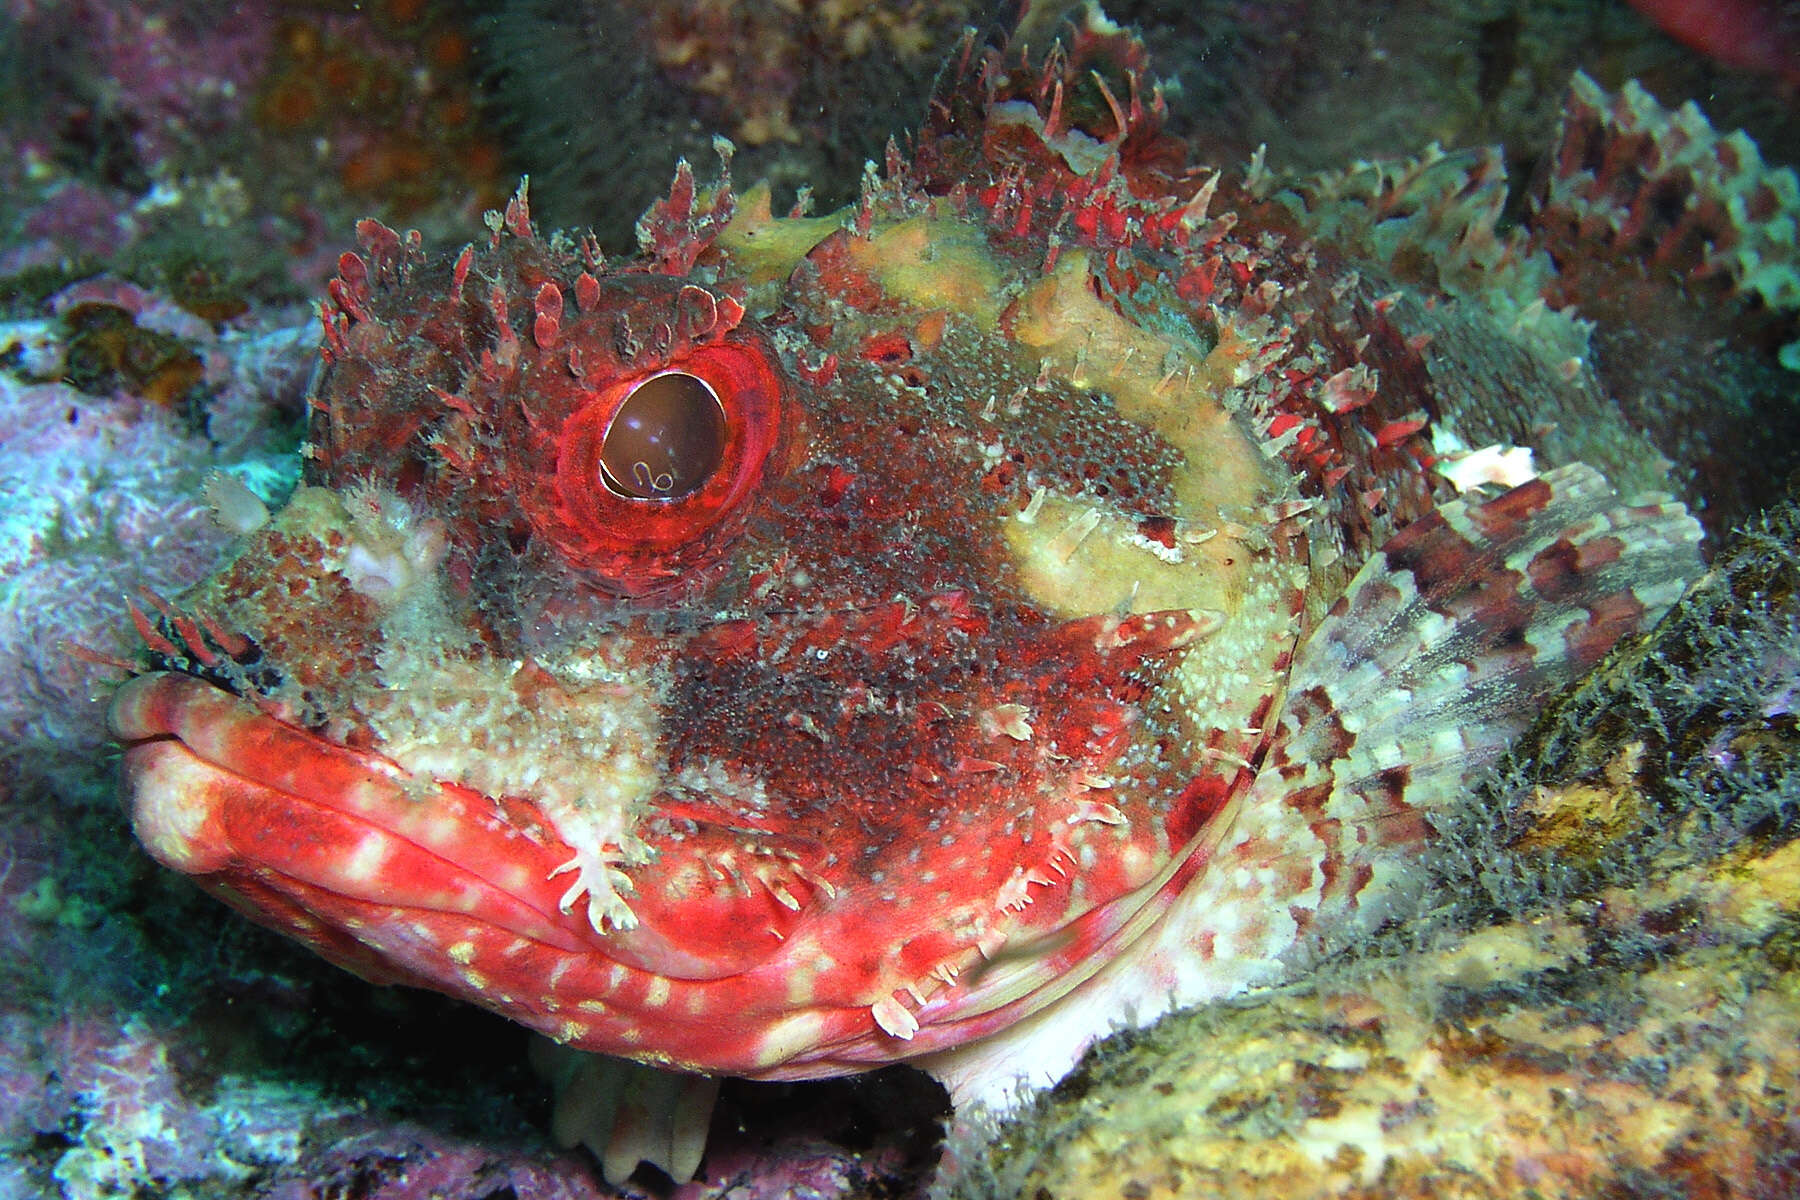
[111,137,1317,1078]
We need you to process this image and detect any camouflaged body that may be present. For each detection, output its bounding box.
[113,10,1713,1116]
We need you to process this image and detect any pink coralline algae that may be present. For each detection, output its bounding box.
[0,285,306,763]
[1,0,504,292]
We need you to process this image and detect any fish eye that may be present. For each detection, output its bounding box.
[541,330,787,594]
[598,372,727,501]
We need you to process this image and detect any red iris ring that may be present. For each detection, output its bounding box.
[550,338,787,590]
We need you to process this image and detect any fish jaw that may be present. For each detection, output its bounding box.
[115,671,605,1001]
[108,584,1230,1079]
[111,670,842,1074]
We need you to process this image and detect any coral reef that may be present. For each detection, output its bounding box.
[0,0,506,296]
[0,285,306,769]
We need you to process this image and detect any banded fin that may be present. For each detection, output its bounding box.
[1159,462,1702,1001]
[922,463,1701,1113]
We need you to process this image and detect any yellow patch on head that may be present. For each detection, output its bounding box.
[1007,250,1272,514]
[1006,490,1240,621]
[846,209,1006,328]
[717,182,843,287]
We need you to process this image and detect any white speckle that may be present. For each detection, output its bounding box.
[1050,507,1104,562]
[981,703,1034,741]
[340,833,391,885]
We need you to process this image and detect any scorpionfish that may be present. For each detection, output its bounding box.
[112,9,1707,1183]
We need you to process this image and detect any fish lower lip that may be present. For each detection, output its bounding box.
[108,671,591,956]
[106,673,928,1073]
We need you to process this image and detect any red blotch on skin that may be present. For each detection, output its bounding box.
[1138,515,1176,548]
[1166,770,1237,846]
[1287,686,1356,767]
[1563,590,1647,669]
[817,465,855,506]
[1528,535,1624,601]
[1470,477,1554,539]
[860,331,913,364]
[799,232,893,315]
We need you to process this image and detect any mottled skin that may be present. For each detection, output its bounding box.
[111,9,1704,1179]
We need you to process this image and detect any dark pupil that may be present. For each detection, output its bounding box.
[598,372,726,500]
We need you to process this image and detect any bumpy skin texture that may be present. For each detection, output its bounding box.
[111,11,1703,1113]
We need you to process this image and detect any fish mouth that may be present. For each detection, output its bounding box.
[107,671,911,1076]
[109,671,598,985]
[107,584,1235,1076]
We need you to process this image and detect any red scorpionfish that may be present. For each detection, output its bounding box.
[112,9,1707,1184]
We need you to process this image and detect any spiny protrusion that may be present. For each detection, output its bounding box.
[613,313,640,363]
[489,283,520,366]
[533,282,564,351]
[429,385,478,429]
[647,319,674,362]
[676,284,718,339]
[574,271,602,313]
[125,595,181,660]
[980,703,1035,741]
[577,231,605,273]
[353,217,412,282]
[449,244,474,306]
[127,589,253,667]
[1374,414,1429,449]
[503,177,534,241]
[1087,68,1127,146]
[871,993,920,1040]
[331,252,370,318]
[1317,363,1379,414]
[636,141,737,275]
